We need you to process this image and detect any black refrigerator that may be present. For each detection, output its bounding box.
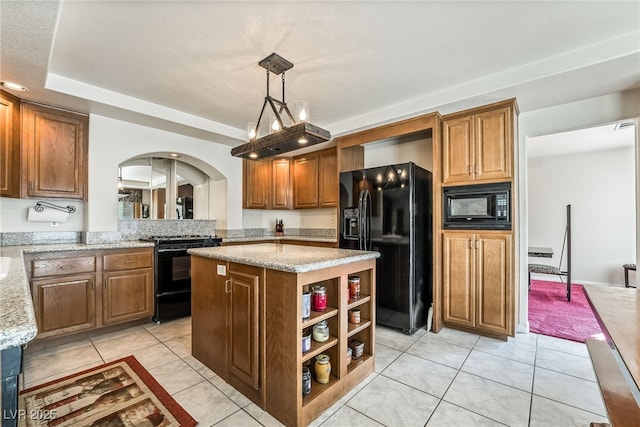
[339,162,432,334]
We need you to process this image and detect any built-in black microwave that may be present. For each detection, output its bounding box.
[443,182,511,230]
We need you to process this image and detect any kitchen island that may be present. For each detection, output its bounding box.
[188,243,379,427]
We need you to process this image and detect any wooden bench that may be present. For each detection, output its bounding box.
[586,338,640,427]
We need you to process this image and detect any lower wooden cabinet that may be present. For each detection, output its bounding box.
[31,274,96,337]
[228,267,261,390]
[25,247,154,340]
[191,258,265,402]
[442,231,514,338]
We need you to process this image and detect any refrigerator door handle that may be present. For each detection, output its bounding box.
[364,189,371,251]
[357,190,364,250]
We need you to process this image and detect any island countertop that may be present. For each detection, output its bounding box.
[188,243,379,273]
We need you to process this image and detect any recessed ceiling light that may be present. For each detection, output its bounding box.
[0,81,28,92]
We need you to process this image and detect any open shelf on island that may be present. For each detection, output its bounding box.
[346,353,372,375]
[302,336,338,363]
[347,294,371,309]
[301,307,338,329]
[347,320,371,337]
[302,373,338,407]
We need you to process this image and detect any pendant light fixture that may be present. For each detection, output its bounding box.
[231,53,331,159]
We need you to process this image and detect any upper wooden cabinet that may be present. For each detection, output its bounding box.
[1,91,21,198]
[243,158,271,209]
[243,148,337,210]
[442,102,515,184]
[243,157,292,210]
[20,102,89,200]
[293,148,337,209]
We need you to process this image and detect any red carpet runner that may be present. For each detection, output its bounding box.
[528,279,603,343]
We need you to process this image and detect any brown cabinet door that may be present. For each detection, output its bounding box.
[442,232,475,327]
[474,107,512,181]
[243,158,271,209]
[0,91,20,197]
[21,102,88,200]
[270,158,291,209]
[102,268,153,325]
[475,233,513,335]
[191,256,229,378]
[442,116,474,184]
[228,267,260,390]
[31,274,96,338]
[318,149,338,207]
[293,155,319,209]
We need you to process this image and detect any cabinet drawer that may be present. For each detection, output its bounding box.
[32,256,96,278]
[103,251,152,271]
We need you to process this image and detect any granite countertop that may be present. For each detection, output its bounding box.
[189,243,379,273]
[0,241,155,351]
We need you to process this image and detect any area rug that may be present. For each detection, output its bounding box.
[18,356,196,427]
[528,279,603,343]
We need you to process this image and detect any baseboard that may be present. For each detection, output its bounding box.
[529,274,623,288]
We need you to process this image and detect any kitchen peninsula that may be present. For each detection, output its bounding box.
[188,243,379,427]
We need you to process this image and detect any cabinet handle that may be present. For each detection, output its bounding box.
[92,280,95,290]
[475,239,479,249]
[59,265,72,269]
[225,279,231,293]
[124,259,134,263]
[475,164,480,176]
[104,279,107,288]
[468,239,472,249]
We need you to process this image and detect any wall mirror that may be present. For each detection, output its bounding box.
[118,157,210,220]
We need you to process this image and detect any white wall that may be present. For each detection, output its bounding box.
[517,88,640,332]
[527,147,635,286]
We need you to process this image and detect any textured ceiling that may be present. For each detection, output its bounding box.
[1,1,639,148]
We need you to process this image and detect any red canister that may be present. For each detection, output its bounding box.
[312,285,327,311]
[348,276,361,299]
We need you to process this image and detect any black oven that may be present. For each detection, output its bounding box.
[142,235,222,323]
[443,182,511,230]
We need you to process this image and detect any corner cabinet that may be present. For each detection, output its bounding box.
[442,231,514,337]
[442,101,515,184]
[25,247,154,340]
[191,253,376,427]
[20,101,89,200]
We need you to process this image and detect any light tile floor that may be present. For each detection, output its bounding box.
[23,318,609,426]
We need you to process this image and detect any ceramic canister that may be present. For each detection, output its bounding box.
[302,291,311,319]
[314,354,331,384]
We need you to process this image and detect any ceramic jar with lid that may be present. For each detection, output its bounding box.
[302,367,311,396]
[349,309,361,324]
[302,290,311,319]
[312,320,329,342]
[312,285,327,311]
[348,276,360,299]
[302,329,311,353]
[349,339,364,359]
[314,354,331,384]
